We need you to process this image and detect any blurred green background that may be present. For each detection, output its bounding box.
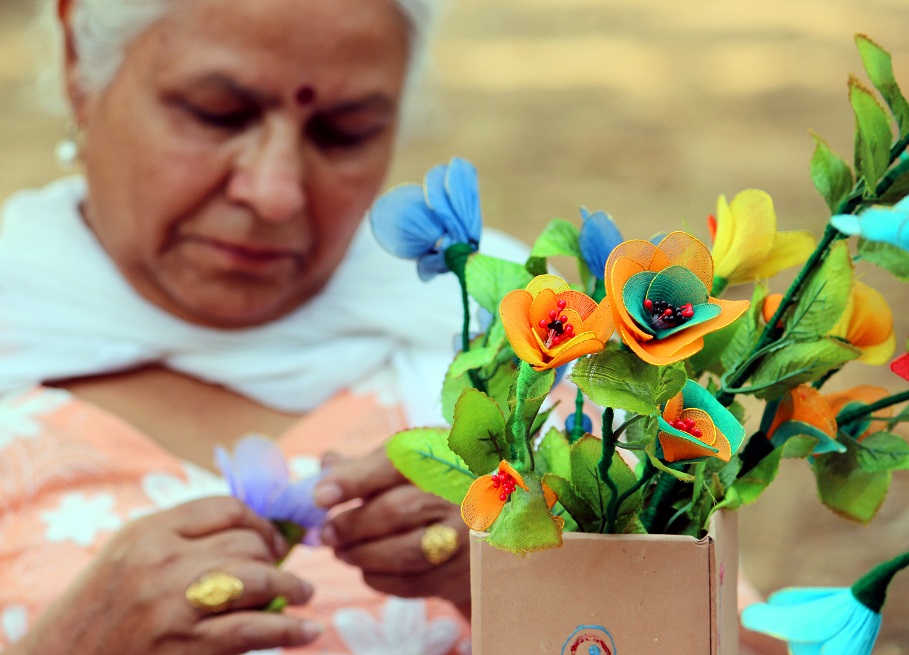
[2,0,908,650]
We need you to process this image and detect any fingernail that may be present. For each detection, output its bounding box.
[300,621,324,642]
[314,481,343,508]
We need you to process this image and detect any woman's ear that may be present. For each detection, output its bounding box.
[57,0,88,122]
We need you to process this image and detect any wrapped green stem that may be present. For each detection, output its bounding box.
[837,389,909,427]
[444,243,486,393]
[852,550,909,613]
[597,407,619,533]
[570,387,586,444]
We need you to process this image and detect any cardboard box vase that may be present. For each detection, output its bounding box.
[469,511,738,655]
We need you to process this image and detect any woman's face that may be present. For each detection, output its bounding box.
[68,0,410,327]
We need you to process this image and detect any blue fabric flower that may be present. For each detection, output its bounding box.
[578,207,623,279]
[369,157,482,280]
[215,436,327,533]
[831,195,909,251]
[741,587,881,655]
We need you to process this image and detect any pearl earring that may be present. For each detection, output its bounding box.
[54,122,81,168]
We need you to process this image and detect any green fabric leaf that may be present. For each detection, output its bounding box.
[569,435,641,533]
[748,337,861,401]
[465,253,533,315]
[571,342,687,416]
[876,166,909,205]
[849,77,894,194]
[769,420,846,455]
[645,451,696,482]
[448,388,507,476]
[856,431,909,472]
[858,238,909,282]
[525,255,548,277]
[855,34,909,136]
[728,445,784,508]
[810,131,854,211]
[486,475,562,554]
[787,240,853,340]
[782,435,821,459]
[886,404,909,431]
[542,473,599,533]
[718,284,768,374]
[442,355,516,425]
[530,218,582,259]
[386,428,476,505]
[619,413,659,451]
[814,437,892,523]
[536,427,572,479]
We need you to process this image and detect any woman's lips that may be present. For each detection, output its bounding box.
[186,237,300,272]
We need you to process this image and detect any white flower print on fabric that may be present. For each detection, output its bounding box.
[0,388,69,451]
[41,492,123,546]
[141,462,229,510]
[333,597,459,655]
[1,604,28,644]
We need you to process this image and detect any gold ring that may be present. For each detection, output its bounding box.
[420,524,459,566]
[185,571,245,613]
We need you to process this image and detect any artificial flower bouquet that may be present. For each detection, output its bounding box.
[372,34,909,653]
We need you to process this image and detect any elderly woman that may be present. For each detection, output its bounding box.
[0,0,525,652]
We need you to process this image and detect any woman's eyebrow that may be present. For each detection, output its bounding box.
[320,94,396,116]
[183,73,278,105]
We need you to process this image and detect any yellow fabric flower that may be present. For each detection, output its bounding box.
[710,189,815,290]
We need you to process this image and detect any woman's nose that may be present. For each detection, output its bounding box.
[227,122,306,224]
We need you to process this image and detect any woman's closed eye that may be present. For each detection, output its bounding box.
[306,115,386,150]
[181,102,260,131]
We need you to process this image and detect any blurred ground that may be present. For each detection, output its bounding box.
[2,0,908,650]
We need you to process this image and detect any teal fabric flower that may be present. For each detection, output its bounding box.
[741,588,881,655]
[623,265,722,340]
[369,157,483,280]
[831,195,909,251]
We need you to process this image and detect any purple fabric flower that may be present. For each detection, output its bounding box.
[369,157,483,280]
[215,436,327,534]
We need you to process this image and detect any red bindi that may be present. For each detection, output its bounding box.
[295,85,316,104]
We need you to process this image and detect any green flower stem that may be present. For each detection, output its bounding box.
[735,430,774,479]
[511,361,543,470]
[591,277,606,304]
[639,466,684,534]
[598,407,620,534]
[717,224,842,406]
[852,550,909,613]
[837,389,909,427]
[444,243,486,394]
[570,387,586,444]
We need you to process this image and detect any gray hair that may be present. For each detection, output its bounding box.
[33,0,443,117]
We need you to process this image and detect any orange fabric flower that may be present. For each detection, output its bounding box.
[830,281,896,365]
[460,461,557,531]
[604,232,749,365]
[767,385,891,443]
[500,274,613,371]
[764,281,895,365]
[656,381,745,463]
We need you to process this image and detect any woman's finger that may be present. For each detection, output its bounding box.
[322,485,453,548]
[158,497,288,559]
[186,562,314,615]
[190,528,277,564]
[335,519,468,576]
[192,611,323,654]
[313,447,404,509]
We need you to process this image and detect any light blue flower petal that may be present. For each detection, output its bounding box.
[818,609,881,655]
[370,184,446,258]
[579,209,623,279]
[424,164,469,243]
[229,437,289,513]
[268,474,328,528]
[831,206,909,251]
[416,251,450,281]
[443,157,483,243]
[790,644,824,655]
[742,588,857,643]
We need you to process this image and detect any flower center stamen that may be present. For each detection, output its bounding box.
[670,417,703,439]
[537,299,575,348]
[490,469,519,502]
[644,299,694,330]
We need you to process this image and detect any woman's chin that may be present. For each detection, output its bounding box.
[163,288,308,329]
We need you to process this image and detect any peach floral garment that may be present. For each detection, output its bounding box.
[0,385,470,655]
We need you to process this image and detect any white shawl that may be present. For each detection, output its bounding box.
[0,177,526,426]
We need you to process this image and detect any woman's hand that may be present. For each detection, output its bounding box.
[10,497,321,655]
[315,449,471,616]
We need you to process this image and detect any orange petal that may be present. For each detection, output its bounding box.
[535,331,607,371]
[542,482,558,509]
[501,289,546,368]
[658,430,724,463]
[499,460,529,491]
[460,475,506,531]
[825,386,891,437]
[558,289,599,320]
[846,281,895,358]
[680,408,718,447]
[762,294,783,325]
[767,386,837,439]
[657,232,714,291]
[583,297,615,341]
[662,392,684,423]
